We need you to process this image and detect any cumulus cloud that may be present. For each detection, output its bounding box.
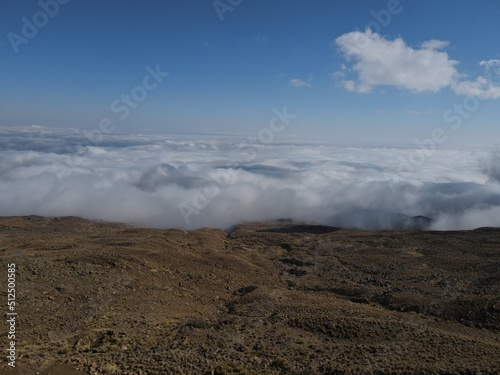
[452,76,500,99]
[289,78,312,88]
[334,30,458,93]
[452,59,500,98]
[334,30,500,99]
[1,127,500,231]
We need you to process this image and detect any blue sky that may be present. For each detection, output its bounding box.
[1,0,500,145]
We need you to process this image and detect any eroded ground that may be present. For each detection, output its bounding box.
[0,216,499,374]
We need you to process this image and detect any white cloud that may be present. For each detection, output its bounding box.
[453,59,500,99]
[1,128,500,231]
[334,30,500,99]
[339,79,372,93]
[480,59,500,75]
[452,76,500,99]
[451,58,500,99]
[289,78,312,88]
[335,30,458,93]
[421,39,449,50]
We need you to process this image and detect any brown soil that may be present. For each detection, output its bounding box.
[0,216,499,374]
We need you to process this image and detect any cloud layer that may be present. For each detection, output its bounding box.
[335,30,500,98]
[1,126,500,231]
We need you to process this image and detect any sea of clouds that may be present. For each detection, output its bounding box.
[1,126,499,231]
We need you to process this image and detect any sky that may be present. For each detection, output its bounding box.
[1,0,500,146]
[1,1,500,230]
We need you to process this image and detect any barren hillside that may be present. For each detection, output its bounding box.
[0,216,499,374]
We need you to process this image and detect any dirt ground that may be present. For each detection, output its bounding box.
[0,216,499,374]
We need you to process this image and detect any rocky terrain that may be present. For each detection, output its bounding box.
[0,216,499,374]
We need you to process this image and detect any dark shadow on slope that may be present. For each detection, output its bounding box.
[258,224,342,234]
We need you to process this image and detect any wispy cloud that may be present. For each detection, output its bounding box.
[480,59,500,74]
[421,39,449,50]
[255,34,267,43]
[289,77,313,88]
